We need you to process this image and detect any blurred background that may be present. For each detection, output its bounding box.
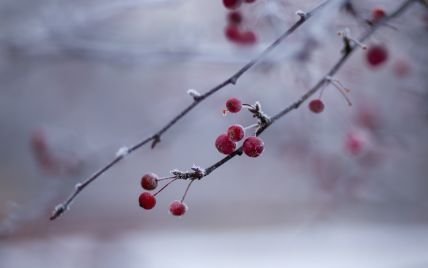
[1,0,428,267]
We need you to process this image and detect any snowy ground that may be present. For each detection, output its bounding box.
[2,220,428,268]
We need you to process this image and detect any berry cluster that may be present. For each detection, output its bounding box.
[223,0,258,45]
[138,173,188,216]
[215,98,265,157]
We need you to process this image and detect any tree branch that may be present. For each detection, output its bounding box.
[50,0,331,220]
[204,0,418,177]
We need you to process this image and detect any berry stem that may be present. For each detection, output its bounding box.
[181,180,195,203]
[154,178,179,197]
[330,81,352,106]
[244,123,259,131]
[326,77,352,106]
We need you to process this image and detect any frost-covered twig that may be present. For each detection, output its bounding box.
[201,0,418,177]
[50,0,331,220]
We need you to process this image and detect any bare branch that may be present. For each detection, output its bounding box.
[49,0,331,220]
[203,0,418,177]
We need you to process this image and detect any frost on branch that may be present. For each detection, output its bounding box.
[115,146,129,158]
[187,89,202,101]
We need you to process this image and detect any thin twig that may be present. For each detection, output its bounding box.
[49,0,330,220]
[204,0,417,177]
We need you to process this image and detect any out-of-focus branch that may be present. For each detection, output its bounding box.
[50,0,331,220]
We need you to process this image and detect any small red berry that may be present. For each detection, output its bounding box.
[223,0,242,10]
[243,136,264,157]
[225,97,242,113]
[345,132,365,155]
[309,99,325,114]
[372,8,386,22]
[139,192,156,210]
[169,200,187,216]
[227,11,243,25]
[366,45,388,67]
[227,124,245,142]
[225,25,240,41]
[141,173,158,190]
[215,134,236,155]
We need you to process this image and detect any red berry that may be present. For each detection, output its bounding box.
[372,8,386,22]
[345,132,365,155]
[224,25,240,42]
[366,45,388,67]
[227,124,245,142]
[243,136,264,157]
[238,31,257,45]
[139,192,156,210]
[215,134,236,155]
[309,99,324,114]
[141,173,158,190]
[223,0,242,10]
[225,97,242,113]
[169,200,187,216]
[227,11,243,25]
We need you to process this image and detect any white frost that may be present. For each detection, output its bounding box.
[115,146,129,157]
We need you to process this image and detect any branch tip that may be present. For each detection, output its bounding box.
[296,10,308,19]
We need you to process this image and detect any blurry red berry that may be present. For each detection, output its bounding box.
[215,134,236,155]
[227,11,243,25]
[227,124,245,142]
[372,8,386,22]
[238,31,257,45]
[243,136,264,157]
[309,99,324,113]
[366,45,388,67]
[141,173,158,190]
[139,192,156,210]
[30,130,52,168]
[169,200,187,216]
[223,0,242,10]
[225,25,241,41]
[345,132,365,155]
